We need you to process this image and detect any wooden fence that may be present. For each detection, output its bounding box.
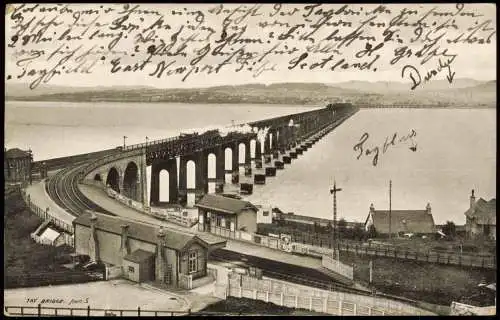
[21,190,75,234]
[208,224,495,270]
[219,273,434,316]
[322,255,354,280]
[450,301,496,316]
[266,230,496,266]
[178,273,193,290]
[291,241,496,269]
[20,189,75,247]
[4,305,190,317]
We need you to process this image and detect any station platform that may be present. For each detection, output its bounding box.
[79,185,328,273]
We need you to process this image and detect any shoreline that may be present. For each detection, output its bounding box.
[5,98,495,109]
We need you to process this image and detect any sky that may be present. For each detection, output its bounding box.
[5,3,497,89]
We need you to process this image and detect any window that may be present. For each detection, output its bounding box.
[216,216,221,227]
[226,218,231,229]
[188,251,197,273]
[263,211,269,217]
[128,266,135,273]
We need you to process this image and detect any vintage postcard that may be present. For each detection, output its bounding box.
[4,3,496,317]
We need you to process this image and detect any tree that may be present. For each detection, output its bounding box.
[352,224,364,241]
[326,222,333,233]
[313,221,319,233]
[442,221,456,238]
[366,224,377,239]
[338,218,347,237]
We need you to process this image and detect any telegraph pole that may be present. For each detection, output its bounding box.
[330,180,342,259]
[123,135,127,149]
[389,180,392,240]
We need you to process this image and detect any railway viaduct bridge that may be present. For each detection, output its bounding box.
[79,103,358,208]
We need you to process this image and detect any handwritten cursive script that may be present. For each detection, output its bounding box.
[353,129,417,166]
[4,3,496,90]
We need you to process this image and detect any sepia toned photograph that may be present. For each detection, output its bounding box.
[4,2,496,316]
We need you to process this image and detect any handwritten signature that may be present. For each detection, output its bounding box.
[402,56,455,90]
[353,129,417,166]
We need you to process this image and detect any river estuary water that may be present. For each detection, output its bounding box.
[5,101,496,224]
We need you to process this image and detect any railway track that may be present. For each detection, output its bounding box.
[209,249,370,296]
[46,162,113,217]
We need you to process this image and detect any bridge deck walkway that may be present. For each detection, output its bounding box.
[24,180,76,224]
[79,184,325,271]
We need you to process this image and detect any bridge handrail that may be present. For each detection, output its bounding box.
[82,148,145,179]
[123,135,180,152]
[81,103,355,178]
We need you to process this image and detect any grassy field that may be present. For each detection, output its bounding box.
[368,237,496,256]
[197,297,328,315]
[4,191,74,277]
[337,251,496,308]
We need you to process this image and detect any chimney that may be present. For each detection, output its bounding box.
[89,211,100,262]
[426,203,431,214]
[370,203,375,213]
[156,226,166,282]
[470,189,476,209]
[120,224,130,257]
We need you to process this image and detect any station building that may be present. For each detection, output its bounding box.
[196,194,259,235]
[4,148,33,185]
[73,211,225,288]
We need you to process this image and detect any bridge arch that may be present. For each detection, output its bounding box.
[186,160,196,188]
[159,169,170,202]
[207,153,216,194]
[123,161,140,202]
[207,153,216,178]
[238,143,246,164]
[106,167,120,193]
[224,147,233,170]
[250,139,257,159]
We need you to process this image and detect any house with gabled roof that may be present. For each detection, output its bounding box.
[465,190,496,240]
[195,194,259,235]
[365,203,436,236]
[73,211,225,288]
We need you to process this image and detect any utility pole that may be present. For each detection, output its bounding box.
[389,180,392,240]
[330,180,342,260]
[123,135,127,149]
[369,259,373,285]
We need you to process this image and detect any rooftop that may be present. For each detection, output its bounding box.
[367,209,435,234]
[73,212,209,251]
[195,194,258,215]
[465,198,496,225]
[5,148,31,159]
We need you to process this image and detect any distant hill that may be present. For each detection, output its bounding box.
[331,78,485,94]
[5,80,496,107]
[5,83,157,97]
